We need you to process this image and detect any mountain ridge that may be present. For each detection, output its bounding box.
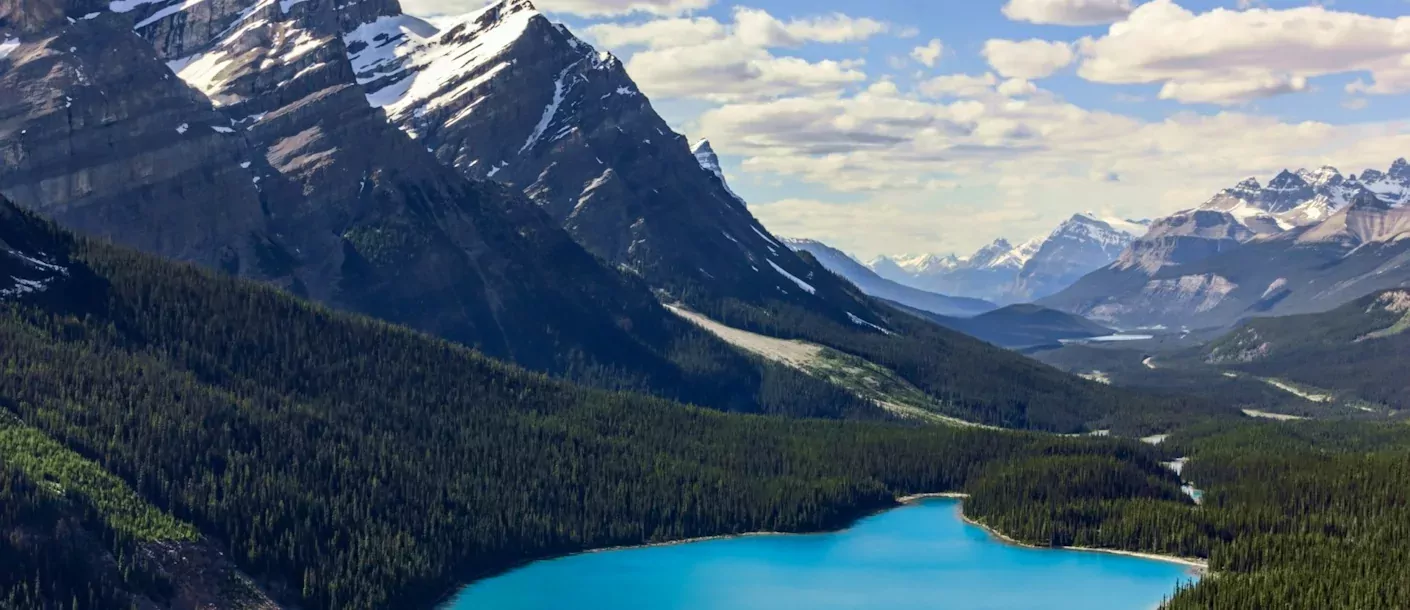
[1042,157,1410,329]
[866,213,1148,303]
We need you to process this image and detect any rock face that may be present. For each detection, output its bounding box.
[867,214,1145,304]
[783,238,995,317]
[1042,159,1410,329]
[0,0,853,411]
[355,0,900,331]
[0,13,276,277]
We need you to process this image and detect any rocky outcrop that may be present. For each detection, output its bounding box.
[0,14,279,277]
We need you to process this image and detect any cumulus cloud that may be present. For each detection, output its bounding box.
[983,39,1075,80]
[586,7,894,101]
[1001,0,1133,25]
[918,73,999,99]
[696,76,1410,254]
[910,39,945,68]
[1076,0,1410,104]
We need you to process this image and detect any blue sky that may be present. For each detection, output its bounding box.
[419,0,1410,257]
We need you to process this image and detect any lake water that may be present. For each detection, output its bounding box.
[446,498,1198,610]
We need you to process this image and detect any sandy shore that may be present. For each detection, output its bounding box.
[896,492,970,503]
[590,492,1208,576]
[958,511,1208,574]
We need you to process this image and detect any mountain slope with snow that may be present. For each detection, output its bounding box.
[784,238,995,317]
[868,214,1145,303]
[1042,158,1410,329]
[0,0,895,418]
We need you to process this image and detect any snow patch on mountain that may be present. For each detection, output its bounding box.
[848,312,894,335]
[352,2,536,118]
[1,245,68,301]
[521,59,581,154]
[768,260,815,295]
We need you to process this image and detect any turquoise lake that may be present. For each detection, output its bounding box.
[446,498,1198,609]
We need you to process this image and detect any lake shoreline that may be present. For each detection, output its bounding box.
[956,510,1209,574]
[435,492,1203,607]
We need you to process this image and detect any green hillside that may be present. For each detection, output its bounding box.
[1205,289,1410,410]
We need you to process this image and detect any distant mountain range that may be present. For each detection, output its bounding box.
[782,238,996,317]
[785,237,1112,348]
[1042,159,1410,329]
[0,0,1188,433]
[868,214,1150,303]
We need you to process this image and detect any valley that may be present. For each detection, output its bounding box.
[3,0,1410,608]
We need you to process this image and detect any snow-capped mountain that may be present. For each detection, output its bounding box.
[1042,158,1410,329]
[867,213,1145,303]
[2,0,881,405]
[783,238,995,317]
[1015,214,1149,301]
[343,0,902,332]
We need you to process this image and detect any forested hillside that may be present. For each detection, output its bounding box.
[0,200,1185,609]
[694,290,1224,433]
[1204,289,1410,409]
[968,420,1410,610]
[5,199,1408,610]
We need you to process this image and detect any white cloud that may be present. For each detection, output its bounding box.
[910,39,944,68]
[918,73,999,98]
[1077,0,1410,104]
[587,17,724,48]
[1001,0,1133,25]
[983,39,1075,80]
[1157,75,1308,106]
[697,78,1410,255]
[592,7,892,102]
[997,78,1039,97]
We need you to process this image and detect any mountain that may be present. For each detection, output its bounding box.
[2,0,1219,433]
[1014,214,1150,301]
[345,1,883,326]
[1042,159,1410,329]
[0,194,1205,609]
[786,237,1113,348]
[311,0,1207,432]
[1201,288,1410,408]
[868,239,1033,303]
[868,214,1146,303]
[783,237,996,317]
[0,0,868,416]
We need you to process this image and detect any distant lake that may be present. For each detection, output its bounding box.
[1061,334,1156,344]
[445,498,1197,610]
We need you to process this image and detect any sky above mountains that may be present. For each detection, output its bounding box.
[411,0,1410,258]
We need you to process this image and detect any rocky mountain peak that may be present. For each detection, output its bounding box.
[1349,188,1395,212]
[1267,169,1310,192]
[1232,177,1263,193]
[968,238,1016,269]
[1300,165,1345,190]
[1390,158,1410,182]
[692,139,724,178]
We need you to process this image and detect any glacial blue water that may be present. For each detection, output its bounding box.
[446,498,1198,610]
